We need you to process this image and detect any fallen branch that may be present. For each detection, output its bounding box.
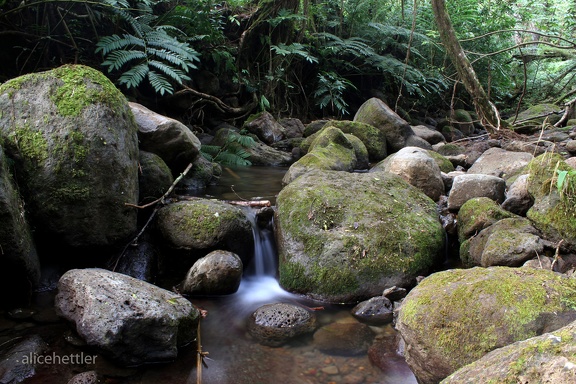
[111,163,194,271]
[173,195,271,208]
[554,97,576,127]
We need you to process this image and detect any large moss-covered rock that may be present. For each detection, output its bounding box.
[0,146,40,307]
[353,98,415,153]
[0,65,139,253]
[301,121,387,161]
[276,169,445,303]
[442,320,576,384]
[525,153,576,247]
[396,267,576,384]
[155,199,253,261]
[282,127,357,185]
[509,104,563,133]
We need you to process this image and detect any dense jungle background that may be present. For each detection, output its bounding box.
[0,0,575,127]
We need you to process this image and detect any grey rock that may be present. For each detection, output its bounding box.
[248,303,316,347]
[351,296,394,325]
[55,268,199,366]
[177,250,243,295]
[447,174,506,211]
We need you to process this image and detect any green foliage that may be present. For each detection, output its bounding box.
[201,131,255,166]
[313,71,356,117]
[95,2,200,95]
[556,169,576,206]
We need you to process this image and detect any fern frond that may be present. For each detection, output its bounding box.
[148,48,195,71]
[102,49,146,71]
[118,63,149,89]
[148,60,190,84]
[147,70,174,95]
[96,34,145,55]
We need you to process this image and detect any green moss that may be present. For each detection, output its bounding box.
[50,65,127,117]
[400,267,576,367]
[427,150,454,173]
[8,124,49,166]
[0,64,127,118]
[277,170,444,300]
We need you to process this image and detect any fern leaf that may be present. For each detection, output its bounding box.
[102,50,147,71]
[118,63,149,89]
[96,34,145,55]
[147,70,174,95]
[148,60,190,84]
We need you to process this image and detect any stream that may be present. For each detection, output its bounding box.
[0,165,418,384]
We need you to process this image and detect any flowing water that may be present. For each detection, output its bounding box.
[0,165,418,383]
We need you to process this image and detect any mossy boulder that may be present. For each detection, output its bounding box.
[282,127,357,185]
[396,267,576,384]
[442,319,576,384]
[138,151,174,205]
[301,121,387,162]
[509,104,563,133]
[457,197,517,244]
[451,109,475,136]
[460,217,544,267]
[0,146,40,307]
[525,153,576,247]
[353,98,415,153]
[0,64,139,254]
[276,169,445,303]
[155,199,253,262]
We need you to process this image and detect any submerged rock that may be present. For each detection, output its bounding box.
[0,335,47,384]
[55,268,199,366]
[313,320,375,356]
[248,303,316,347]
[396,267,576,384]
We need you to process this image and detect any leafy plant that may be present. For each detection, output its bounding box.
[201,131,255,166]
[95,1,200,95]
[313,71,357,117]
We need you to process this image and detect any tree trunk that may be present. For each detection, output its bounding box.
[431,0,501,132]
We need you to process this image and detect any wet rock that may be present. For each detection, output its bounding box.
[130,101,201,173]
[370,146,444,201]
[447,174,506,211]
[114,238,158,283]
[313,321,375,356]
[382,286,407,302]
[0,335,47,384]
[396,267,576,384]
[351,296,394,325]
[55,268,199,366]
[67,371,98,384]
[248,303,316,347]
[177,250,243,295]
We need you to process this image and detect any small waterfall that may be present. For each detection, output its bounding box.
[243,207,278,277]
[237,206,292,306]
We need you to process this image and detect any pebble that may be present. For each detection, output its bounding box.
[322,365,339,375]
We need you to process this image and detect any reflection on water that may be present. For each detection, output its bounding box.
[199,166,288,205]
